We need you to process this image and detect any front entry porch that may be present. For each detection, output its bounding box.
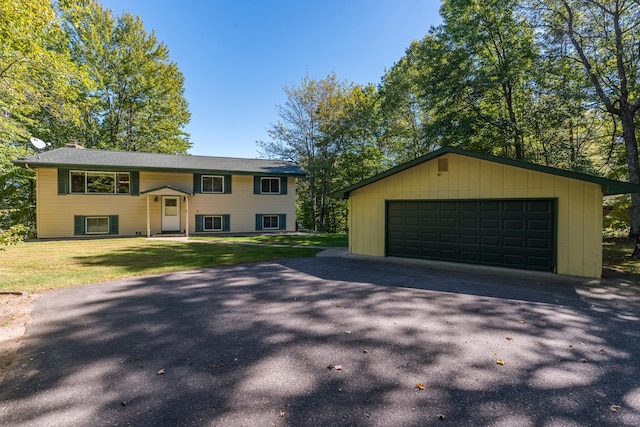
[140,185,193,238]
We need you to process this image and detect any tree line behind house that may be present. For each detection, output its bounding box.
[2,0,639,242]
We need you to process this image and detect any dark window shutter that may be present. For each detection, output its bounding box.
[195,214,204,232]
[74,215,85,235]
[254,176,261,194]
[193,174,202,193]
[223,214,230,231]
[279,214,286,230]
[280,177,288,195]
[224,175,232,194]
[130,172,139,195]
[58,169,69,195]
[109,215,119,235]
[255,214,263,230]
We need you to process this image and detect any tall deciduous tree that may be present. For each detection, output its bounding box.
[62,0,191,153]
[438,0,538,159]
[0,0,82,237]
[258,74,380,232]
[533,0,640,236]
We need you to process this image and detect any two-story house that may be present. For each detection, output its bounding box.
[14,146,305,238]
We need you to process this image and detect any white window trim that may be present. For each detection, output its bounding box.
[201,175,224,194]
[85,216,110,234]
[260,177,280,194]
[262,215,279,230]
[203,215,223,231]
[70,171,130,194]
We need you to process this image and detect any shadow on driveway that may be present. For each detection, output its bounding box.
[1,257,639,426]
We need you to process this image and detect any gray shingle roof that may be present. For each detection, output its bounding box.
[14,147,305,176]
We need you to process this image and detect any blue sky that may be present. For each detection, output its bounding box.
[99,1,443,158]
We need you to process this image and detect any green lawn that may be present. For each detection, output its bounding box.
[190,233,348,247]
[602,237,640,274]
[0,238,322,293]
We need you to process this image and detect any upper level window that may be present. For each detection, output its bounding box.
[202,175,224,193]
[70,171,130,194]
[260,177,280,194]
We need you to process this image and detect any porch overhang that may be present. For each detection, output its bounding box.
[140,185,193,197]
[141,186,193,238]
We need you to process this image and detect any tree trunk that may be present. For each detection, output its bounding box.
[309,175,318,232]
[620,110,640,238]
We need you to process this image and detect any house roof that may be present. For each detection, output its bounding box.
[14,147,306,176]
[333,146,640,198]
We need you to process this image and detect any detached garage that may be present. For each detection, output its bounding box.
[334,147,640,278]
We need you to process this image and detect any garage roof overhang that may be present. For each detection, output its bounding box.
[332,146,640,199]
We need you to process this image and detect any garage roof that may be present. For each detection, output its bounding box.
[333,146,640,198]
[14,147,306,176]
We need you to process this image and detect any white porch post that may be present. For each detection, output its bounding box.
[185,196,189,238]
[146,195,150,238]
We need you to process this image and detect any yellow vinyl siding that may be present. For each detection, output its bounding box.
[36,169,298,238]
[37,168,147,238]
[140,171,193,193]
[190,176,297,233]
[348,153,603,278]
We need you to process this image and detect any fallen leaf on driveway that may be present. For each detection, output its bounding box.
[415,382,426,390]
[496,359,506,366]
[438,414,446,420]
[327,364,335,370]
[334,365,343,371]
[345,330,352,334]
[506,337,513,341]
[157,369,165,375]
[363,349,369,353]
[610,404,622,412]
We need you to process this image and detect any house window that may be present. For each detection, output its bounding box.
[262,215,279,230]
[202,176,224,193]
[255,214,285,231]
[195,214,230,232]
[70,171,130,194]
[261,177,280,194]
[203,215,223,231]
[85,217,110,234]
[75,215,118,235]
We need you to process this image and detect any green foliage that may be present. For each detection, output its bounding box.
[603,195,631,238]
[1,0,191,237]
[0,224,28,248]
[259,73,383,232]
[61,0,191,153]
[533,0,640,235]
[0,144,35,236]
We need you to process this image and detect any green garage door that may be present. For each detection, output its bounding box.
[386,199,555,272]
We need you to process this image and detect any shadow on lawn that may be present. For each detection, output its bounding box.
[1,257,639,426]
[73,241,321,272]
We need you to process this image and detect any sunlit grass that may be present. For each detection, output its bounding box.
[0,238,322,293]
[602,237,640,274]
[190,233,348,247]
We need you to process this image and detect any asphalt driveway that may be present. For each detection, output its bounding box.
[1,254,639,426]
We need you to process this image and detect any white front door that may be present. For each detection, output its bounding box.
[162,196,181,231]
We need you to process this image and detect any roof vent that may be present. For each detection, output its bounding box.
[65,142,85,149]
